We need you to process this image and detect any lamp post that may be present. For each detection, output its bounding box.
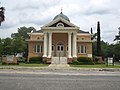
[0,6,5,26]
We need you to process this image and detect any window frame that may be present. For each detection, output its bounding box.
[78,45,86,54]
[34,44,42,53]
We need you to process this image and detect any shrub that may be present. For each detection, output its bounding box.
[72,57,94,65]
[77,57,92,62]
[17,57,25,63]
[2,62,19,65]
[29,57,43,64]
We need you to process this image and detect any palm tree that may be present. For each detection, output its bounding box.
[0,6,5,26]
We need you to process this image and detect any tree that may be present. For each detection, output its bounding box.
[0,38,3,56]
[11,26,36,40]
[97,21,101,56]
[2,38,13,55]
[11,26,36,54]
[12,37,26,53]
[93,41,109,58]
[114,27,120,43]
[0,6,5,26]
[91,27,93,34]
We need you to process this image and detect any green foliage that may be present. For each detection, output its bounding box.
[2,62,19,65]
[97,21,101,56]
[2,38,13,55]
[0,7,5,25]
[29,57,43,64]
[77,57,92,62]
[12,37,26,53]
[72,57,94,65]
[0,38,3,56]
[93,40,120,61]
[0,26,36,55]
[11,26,36,40]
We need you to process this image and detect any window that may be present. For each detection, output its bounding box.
[37,37,40,40]
[78,45,86,54]
[34,45,42,53]
[61,46,64,51]
[52,45,54,51]
[56,23,64,27]
[57,46,60,51]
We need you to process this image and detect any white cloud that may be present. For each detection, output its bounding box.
[0,0,120,43]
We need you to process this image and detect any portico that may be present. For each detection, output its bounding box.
[43,31,77,60]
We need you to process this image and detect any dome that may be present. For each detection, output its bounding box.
[53,12,70,22]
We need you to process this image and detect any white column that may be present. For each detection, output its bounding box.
[48,32,52,58]
[73,32,77,57]
[43,32,47,57]
[68,32,72,58]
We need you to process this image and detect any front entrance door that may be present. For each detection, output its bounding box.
[56,44,64,57]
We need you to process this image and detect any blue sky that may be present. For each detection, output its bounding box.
[0,0,120,43]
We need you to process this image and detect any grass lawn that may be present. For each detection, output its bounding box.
[0,62,49,67]
[0,62,120,68]
[19,63,49,67]
[70,64,120,68]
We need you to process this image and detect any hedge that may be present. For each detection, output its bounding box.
[29,57,43,64]
[72,57,94,65]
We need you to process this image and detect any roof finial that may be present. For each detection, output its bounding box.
[60,7,63,14]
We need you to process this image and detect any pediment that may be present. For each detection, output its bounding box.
[42,18,79,28]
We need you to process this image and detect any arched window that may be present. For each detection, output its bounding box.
[56,23,64,27]
[37,37,40,40]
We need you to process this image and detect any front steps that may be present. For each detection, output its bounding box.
[48,57,70,68]
[51,57,67,64]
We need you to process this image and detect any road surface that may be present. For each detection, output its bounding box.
[0,69,120,90]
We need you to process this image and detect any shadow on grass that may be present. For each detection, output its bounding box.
[0,62,49,67]
[70,64,120,68]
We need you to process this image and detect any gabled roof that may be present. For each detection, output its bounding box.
[42,17,79,28]
[78,30,89,33]
[33,29,43,33]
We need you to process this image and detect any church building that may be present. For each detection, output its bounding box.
[26,12,94,64]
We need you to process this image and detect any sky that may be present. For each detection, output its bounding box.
[0,0,120,43]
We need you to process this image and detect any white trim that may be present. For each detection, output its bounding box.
[34,45,42,53]
[77,40,94,43]
[26,39,43,42]
[42,17,79,28]
[28,33,43,35]
[77,33,92,36]
[56,22,64,27]
[42,27,79,30]
[78,45,86,54]
[88,54,92,58]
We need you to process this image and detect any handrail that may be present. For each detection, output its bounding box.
[59,52,61,64]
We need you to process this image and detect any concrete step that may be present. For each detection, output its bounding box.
[51,57,67,64]
[48,64,70,68]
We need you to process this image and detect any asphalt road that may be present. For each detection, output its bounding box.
[0,70,120,90]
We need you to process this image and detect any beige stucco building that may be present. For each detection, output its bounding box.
[26,12,94,63]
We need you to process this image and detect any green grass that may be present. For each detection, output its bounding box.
[0,62,49,67]
[0,62,120,68]
[70,64,120,68]
[19,63,49,67]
